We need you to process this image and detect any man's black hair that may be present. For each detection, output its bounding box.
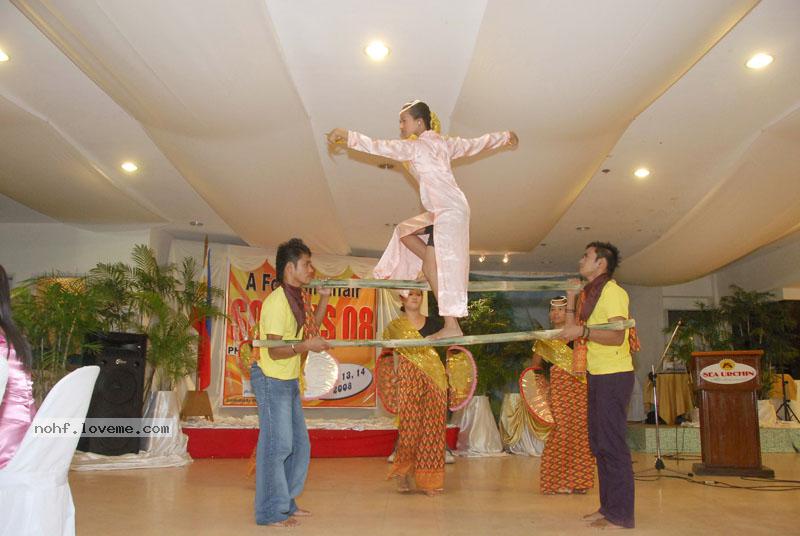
[276,238,311,283]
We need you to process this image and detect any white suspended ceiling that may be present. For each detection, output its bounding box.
[1,0,798,286]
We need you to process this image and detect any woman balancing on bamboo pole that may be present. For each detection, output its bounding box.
[327,100,518,339]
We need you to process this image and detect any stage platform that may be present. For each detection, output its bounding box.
[626,423,800,453]
[183,417,459,459]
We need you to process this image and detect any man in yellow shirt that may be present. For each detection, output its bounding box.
[560,242,635,530]
[252,238,329,528]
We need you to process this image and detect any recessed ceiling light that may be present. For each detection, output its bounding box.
[0,49,9,62]
[634,167,650,179]
[502,253,510,264]
[478,254,486,263]
[746,52,773,70]
[576,225,591,231]
[121,161,138,173]
[189,220,204,227]
[365,41,390,61]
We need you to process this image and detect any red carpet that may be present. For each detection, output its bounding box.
[185,427,459,459]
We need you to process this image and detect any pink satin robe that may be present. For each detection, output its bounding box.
[0,336,36,469]
[348,129,511,317]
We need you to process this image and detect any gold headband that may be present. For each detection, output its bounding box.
[399,100,422,114]
[550,296,568,307]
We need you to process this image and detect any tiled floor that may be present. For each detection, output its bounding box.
[71,452,800,535]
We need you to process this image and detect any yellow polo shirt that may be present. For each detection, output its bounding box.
[586,280,633,375]
[258,287,303,380]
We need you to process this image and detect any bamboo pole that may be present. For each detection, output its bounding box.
[307,278,581,293]
[253,320,636,349]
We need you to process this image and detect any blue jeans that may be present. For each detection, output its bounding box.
[251,364,310,525]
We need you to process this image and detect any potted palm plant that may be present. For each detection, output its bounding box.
[89,245,225,394]
[88,245,225,453]
[449,293,532,454]
[461,293,531,416]
[665,285,799,409]
[11,275,106,402]
[720,286,798,398]
[14,245,225,405]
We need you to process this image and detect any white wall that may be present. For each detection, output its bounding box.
[626,284,664,389]
[714,232,800,297]
[149,227,174,266]
[625,237,800,411]
[662,275,717,310]
[0,223,151,282]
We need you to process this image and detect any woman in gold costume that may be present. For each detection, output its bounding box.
[384,289,448,495]
[533,296,595,495]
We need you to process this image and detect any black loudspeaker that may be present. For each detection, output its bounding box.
[78,332,147,455]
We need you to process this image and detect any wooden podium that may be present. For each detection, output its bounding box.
[691,351,773,477]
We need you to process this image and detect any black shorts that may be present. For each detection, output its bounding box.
[423,225,434,246]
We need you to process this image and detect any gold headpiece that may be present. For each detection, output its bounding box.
[550,296,568,307]
[430,111,441,133]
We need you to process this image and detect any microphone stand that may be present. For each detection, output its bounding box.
[637,321,692,477]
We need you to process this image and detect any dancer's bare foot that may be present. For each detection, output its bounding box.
[428,325,463,340]
[583,510,604,522]
[589,518,626,530]
[423,488,444,496]
[394,474,411,493]
[292,508,312,517]
[266,517,300,527]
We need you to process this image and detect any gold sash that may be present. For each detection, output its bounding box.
[383,316,447,393]
[532,339,586,383]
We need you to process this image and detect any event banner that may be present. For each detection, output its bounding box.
[222,259,377,408]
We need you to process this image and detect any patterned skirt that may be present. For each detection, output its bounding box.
[540,366,595,493]
[388,357,447,491]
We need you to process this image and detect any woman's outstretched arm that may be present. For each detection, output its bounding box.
[327,128,416,162]
[446,131,518,159]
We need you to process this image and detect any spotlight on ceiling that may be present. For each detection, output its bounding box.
[478,254,486,263]
[502,254,509,264]
[0,49,9,62]
[121,161,138,173]
[746,52,773,70]
[634,167,650,179]
[576,225,591,231]
[189,220,204,227]
[365,41,390,61]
